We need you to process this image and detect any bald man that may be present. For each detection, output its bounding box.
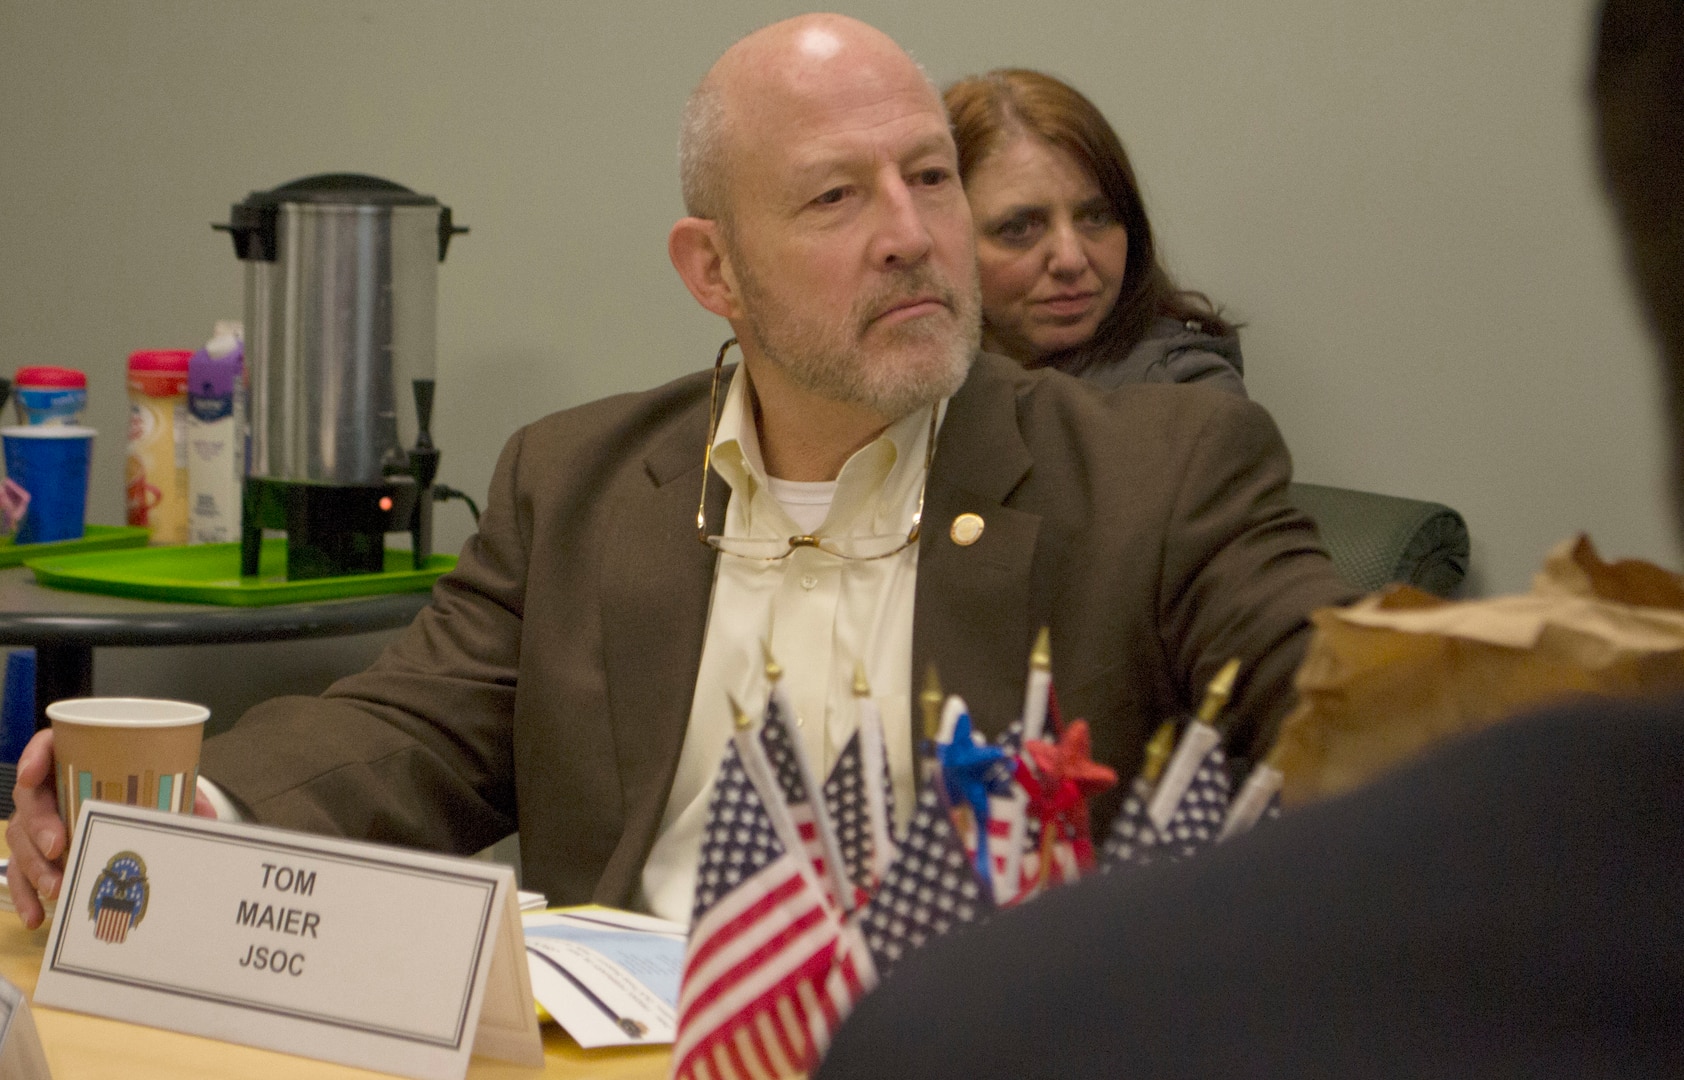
[7,15,1348,928]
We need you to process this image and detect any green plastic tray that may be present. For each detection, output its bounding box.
[0,524,151,568]
[26,539,456,606]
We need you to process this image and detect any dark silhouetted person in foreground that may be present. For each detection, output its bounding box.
[816,3,1684,1077]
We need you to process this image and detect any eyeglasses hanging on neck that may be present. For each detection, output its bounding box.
[697,338,937,562]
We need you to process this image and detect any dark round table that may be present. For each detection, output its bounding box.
[0,567,432,728]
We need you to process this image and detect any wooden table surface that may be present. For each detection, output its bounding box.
[0,913,672,1079]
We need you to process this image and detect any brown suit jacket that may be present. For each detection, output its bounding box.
[201,352,1352,907]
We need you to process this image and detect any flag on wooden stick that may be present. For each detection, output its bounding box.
[760,646,861,915]
[1103,659,1244,869]
[854,781,994,979]
[672,696,870,1080]
[824,663,896,893]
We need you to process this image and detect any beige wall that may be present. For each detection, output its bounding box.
[0,1,1670,710]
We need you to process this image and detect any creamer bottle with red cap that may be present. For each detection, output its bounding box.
[13,367,87,426]
[126,349,191,544]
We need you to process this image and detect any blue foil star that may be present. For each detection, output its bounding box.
[938,712,1013,884]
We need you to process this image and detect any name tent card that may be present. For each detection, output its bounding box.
[34,801,542,1080]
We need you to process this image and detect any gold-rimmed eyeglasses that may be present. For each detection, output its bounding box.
[697,338,937,562]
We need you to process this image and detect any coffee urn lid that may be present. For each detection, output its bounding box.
[215,173,466,262]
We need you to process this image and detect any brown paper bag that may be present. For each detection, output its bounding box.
[1273,534,1684,805]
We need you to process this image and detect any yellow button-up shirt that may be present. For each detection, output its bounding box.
[638,365,934,924]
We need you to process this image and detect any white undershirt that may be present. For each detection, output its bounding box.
[764,476,838,534]
[637,366,933,924]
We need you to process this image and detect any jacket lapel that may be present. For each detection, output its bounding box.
[596,390,726,899]
[912,357,1042,743]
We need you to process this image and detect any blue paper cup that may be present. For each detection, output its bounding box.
[0,648,33,819]
[0,648,36,764]
[2,424,94,544]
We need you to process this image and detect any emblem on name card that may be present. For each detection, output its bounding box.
[88,850,149,944]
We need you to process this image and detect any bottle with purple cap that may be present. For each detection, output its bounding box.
[186,322,245,543]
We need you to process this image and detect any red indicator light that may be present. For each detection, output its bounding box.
[379,496,394,511]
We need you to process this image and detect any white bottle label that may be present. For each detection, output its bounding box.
[187,410,240,544]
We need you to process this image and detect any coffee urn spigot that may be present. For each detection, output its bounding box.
[406,378,440,566]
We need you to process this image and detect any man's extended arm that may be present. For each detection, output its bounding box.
[1155,390,1356,761]
[197,423,538,853]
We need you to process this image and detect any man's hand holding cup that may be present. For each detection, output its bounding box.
[6,699,217,929]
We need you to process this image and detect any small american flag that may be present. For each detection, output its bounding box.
[1157,741,1232,858]
[1103,737,1232,868]
[674,732,848,1080]
[824,726,896,894]
[985,723,1035,902]
[856,783,994,979]
[758,690,861,912]
[1101,775,1165,867]
[985,723,1075,904]
[989,792,1075,902]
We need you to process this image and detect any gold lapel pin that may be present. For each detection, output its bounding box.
[949,512,985,546]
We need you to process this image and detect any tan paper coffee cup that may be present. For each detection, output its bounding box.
[47,698,209,827]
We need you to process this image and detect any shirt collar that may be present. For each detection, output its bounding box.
[710,365,945,540]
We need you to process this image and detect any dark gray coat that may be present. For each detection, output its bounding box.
[1057,315,1246,396]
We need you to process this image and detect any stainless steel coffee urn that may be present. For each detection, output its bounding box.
[215,174,466,579]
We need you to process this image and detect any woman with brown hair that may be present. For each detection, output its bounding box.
[944,68,1244,394]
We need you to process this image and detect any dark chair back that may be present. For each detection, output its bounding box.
[1287,482,1470,597]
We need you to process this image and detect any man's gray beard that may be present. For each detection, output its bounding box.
[738,262,982,421]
